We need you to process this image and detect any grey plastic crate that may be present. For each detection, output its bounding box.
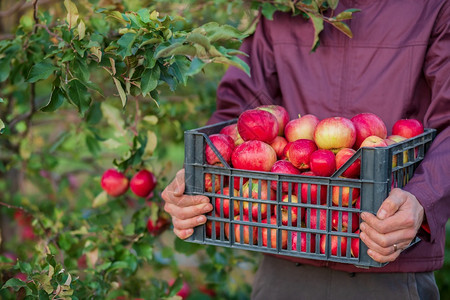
[184,119,436,268]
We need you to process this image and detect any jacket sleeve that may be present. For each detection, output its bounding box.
[403,2,450,243]
[207,16,281,125]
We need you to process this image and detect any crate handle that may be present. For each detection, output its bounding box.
[200,132,232,169]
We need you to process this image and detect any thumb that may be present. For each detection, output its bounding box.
[376,188,406,220]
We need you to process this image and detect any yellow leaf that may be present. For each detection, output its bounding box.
[78,20,85,40]
[113,77,127,107]
[142,130,157,160]
[64,0,79,29]
[93,190,108,208]
[143,115,158,125]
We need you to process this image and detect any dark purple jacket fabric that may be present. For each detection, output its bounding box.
[207,1,450,272]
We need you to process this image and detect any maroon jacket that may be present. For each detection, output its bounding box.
[207,1,450,272]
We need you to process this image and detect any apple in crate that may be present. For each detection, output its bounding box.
[220,123,244,146]
[351,230,360,258]
[331,210,360,232]
[256,105,290,136]
[241,179,276,220]
[314,117,356,153]
[332,186,360,207]
[237,109,278,143]
[261,216,288,249]
[296,171,327,205]
[206,218,221,238]
[306,208,328,230]
[205,134,234,165]
[270,136,288,159]
[225,215,257,244]
[285,139,318,170]
[320,235,349,256]
[310,149,336,177]
[392,119,424,139]
[214,186,239,218]
[270,160,301,192]
[335,148,361,178]
[204,173,222,192]
[232,140,277,172]
[284,114,320,142]
[276,194,302,226]
[351,113,387,149]
[359,135,388,148]
[292,232,316,253]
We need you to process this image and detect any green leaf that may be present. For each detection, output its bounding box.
[0,59,10,82]
[117,32,137,58]
[335,8,361,21]
[186,33,211,51]
[174,237,202,256]
[67,79,91,114]
[41,87,65,112]
[261,3,278,20]
[93,191,108,208]
[305,13,324,52]
[330,21,353,38]
[137,8,151,24]
[113,77,127,107]
[0,119,4,134]
[1,278,27,291]
[168,277,183,297]
[155,43,197,59]
[212,56,250,77]
[327,0,339,10]
[186,57,206,76]
[26,62,58,83]
[141,65,160,96]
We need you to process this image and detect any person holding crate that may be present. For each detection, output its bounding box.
[162,1,449,299]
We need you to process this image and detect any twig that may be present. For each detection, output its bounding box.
[34,23,64,42]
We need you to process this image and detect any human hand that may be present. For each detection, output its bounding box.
[161,169,213,239]
[359,188,424,263]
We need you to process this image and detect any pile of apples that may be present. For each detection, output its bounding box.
[203,105,424,257]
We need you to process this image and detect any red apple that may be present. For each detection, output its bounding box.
[392,119,424,139]
[386,135,410,167]
[270,160,302,192]
[335,148,361,178]
[306,208,328,230]
[310,149,336,177]
[320,235,349,256]
[276,194,301,226]
[220,123,244,146]
[231,140,277,172]
[284,114,320,142]
[270,136,288,159]
[332,186,360,207]
[359,135,388,148]
[281,141,293,160]
[206,218,221,238]
[204,173,222,192]
[232,176,248,191]
[101,169,129,197]
[285,139,318,170]
[292,232,316,253]
[331,210,360,232]
[225,215,257,244]
[256,105,290,136]
[261,216,288,249]
[237,109,279,143]
[147,215,170,236]
[351,230,360,258]
[314,117,356,153]
[355,197,361,209]
[387,135,407,144]
[214,186,239,218]
[241,179,275,220]
[130,169,157,198]
[351,113,387,149]
[205,134,235,165]
[296,171,327,205]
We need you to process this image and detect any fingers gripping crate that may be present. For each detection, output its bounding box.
[183,120,436,268]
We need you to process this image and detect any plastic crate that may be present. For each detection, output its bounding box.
[183,119,436,268]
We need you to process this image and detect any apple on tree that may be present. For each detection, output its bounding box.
[101,168,129,197]
[130,169,157,198]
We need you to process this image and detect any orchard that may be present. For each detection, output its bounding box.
[0,1,449,299]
